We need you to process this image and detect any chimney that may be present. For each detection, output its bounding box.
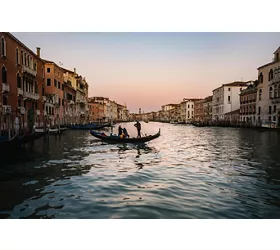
[74,68,76,74]
[36,47,41,58]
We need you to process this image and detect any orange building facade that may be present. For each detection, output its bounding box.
[0,32,44,130]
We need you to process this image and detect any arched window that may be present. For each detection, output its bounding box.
[269,69,274,81]
[2,66,7,83]
[278,85,280,98]
[259,89,262,101]
[259,73,263,83]
[269,86,273,98]
[21,50,23,65]
[16,48,19,64]
[1,36,6,57]
[34,60,37,71]
[2,96,8,105]
[24,52,27,66]
[274,85,278,98]
[17,73,21,88]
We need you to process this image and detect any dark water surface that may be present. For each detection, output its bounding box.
[1,122,280,219]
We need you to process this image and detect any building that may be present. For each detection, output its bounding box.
[0,32,45,130]
[212,81,250,121]
[203,96,212,122]
[180,98,200,123]
[224,109,240,123]
[75,74,88,123]
[43,59,65,126]
[194,99,204,122]
[240,81,258,125]
[257,46,280,126]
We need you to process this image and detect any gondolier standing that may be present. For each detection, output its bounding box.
[134,120,141,137]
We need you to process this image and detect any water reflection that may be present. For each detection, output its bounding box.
[1,123,280,218]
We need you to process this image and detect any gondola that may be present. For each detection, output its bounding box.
[90,129,161,144]
[68,123,112,130]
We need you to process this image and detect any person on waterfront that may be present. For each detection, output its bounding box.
[123,127,129,138]
[134,120,141,137]
[118,125,123,136]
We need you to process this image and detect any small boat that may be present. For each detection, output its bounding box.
[90,129,161,144]
[49,127,59,135]
[22,130,48,143]
[68,123,112,130]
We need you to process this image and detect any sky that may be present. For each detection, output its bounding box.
[12,32,280,113]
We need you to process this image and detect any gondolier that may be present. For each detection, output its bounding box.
[134,120,142,137]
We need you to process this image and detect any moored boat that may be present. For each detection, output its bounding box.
[90,129,161,144]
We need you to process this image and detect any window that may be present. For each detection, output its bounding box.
[58,81,61,89]
[17,73,21,88]
[228,88,231,91]
[269,86,273,98]
[276,53,279,62]
[268,116,271,121]
[274,105,276,113]
[34,61,37,72]
[269,106,272,114]
[16,48,19,64]
[24,53,27,65]
[228,96,231,102]
[258,107,261,115]
[259,89,262,101]
[273,116,276,121]
[42,87,45,96]
[2,66,7,83]
[240,88,243,92]
[1,36,6,57]
[269,69,274,81]
[18,99,21,107]
[192,105,193,108]
[259,73,263,83]
[54,79,57,87]
[2,95,8,105]
[21,50,23,64]
[187,105,189,108]
[47,68,50,73]
[47,78,51,86]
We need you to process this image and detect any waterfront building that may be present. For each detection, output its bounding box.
[194,99,204,122]
[62,70,76,124]
[257,47,280,126]
[212,81,249,121]
[0,32,45,129]
[43,59,65,126]
[224,109,240,124]
[203,96,212,123]
[180,98,199,123]
[240,81,258,125]
[75,75,88,123]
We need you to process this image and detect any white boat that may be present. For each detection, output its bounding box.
[49,128,59,134]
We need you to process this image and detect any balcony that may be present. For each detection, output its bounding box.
[271,97,280,104]
[22,65,37,77]
[18,88,23,96]
[36,110,41,116]
[19,106,25,115]
[69,100,74,105]
[3,105,12,114]
[43,111,47,116]
[2,83,10,92]
[43,96,46,102]
[23,92,39,100]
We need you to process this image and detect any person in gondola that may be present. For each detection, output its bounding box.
[123,127,129,138]
[118,125,123,136]
[134,120,141,137]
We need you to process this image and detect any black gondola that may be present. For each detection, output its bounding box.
[90,129,161,144]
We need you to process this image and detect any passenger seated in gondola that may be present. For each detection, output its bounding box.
[123,127,129,138]
[118,125,123,136]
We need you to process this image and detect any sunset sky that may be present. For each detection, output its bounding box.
[13,32,280,113]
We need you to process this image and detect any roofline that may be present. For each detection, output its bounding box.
[257,61,275,70]
[4,32,44,63]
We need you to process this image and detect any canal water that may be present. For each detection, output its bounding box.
[1,122,280,219]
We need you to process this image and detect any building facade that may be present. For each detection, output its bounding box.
[0,32,45,130]
[212,81,249,121]
[194,99,204,122]
[257,47,280,126]
[240,81,258,125]
[203,96,212,122]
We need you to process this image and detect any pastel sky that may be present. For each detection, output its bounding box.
[12,32,280,113]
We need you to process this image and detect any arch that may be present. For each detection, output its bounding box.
[21,50,24,65]
[2,65,7,83]
[0,36,6,57]
[269,86,273,98]
[259,88,262,101]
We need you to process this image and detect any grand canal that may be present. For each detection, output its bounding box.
[1,122,280,219]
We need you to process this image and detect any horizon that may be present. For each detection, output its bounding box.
[12,32,280,113]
